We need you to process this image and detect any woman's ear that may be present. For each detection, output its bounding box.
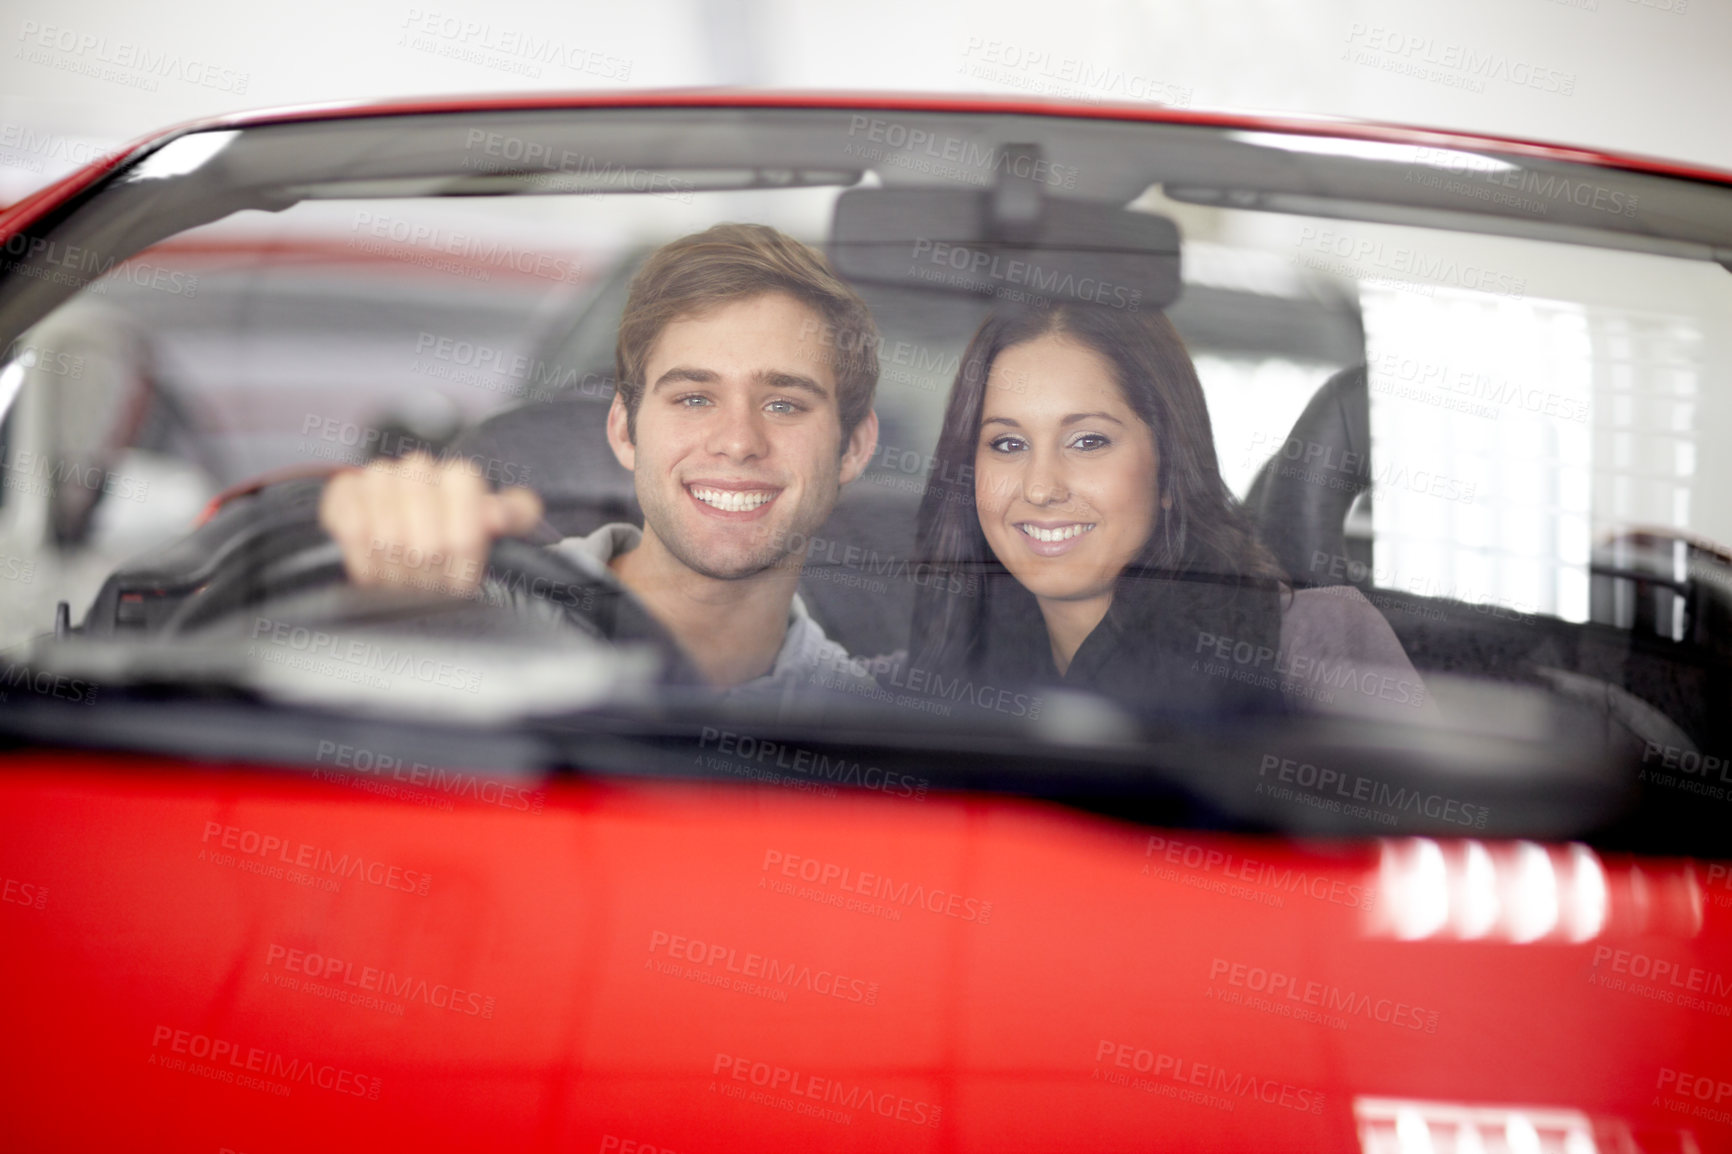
[838,410,880,485]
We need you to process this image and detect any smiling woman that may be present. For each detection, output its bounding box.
[908,299,1440,722]
[910,303,1291,712]
[973,332,1167,661]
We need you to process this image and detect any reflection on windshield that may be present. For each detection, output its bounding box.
[0,112,1724,845]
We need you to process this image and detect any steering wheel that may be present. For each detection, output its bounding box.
[153,485,698,682]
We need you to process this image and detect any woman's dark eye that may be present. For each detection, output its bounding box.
[1071,434,1110,451]
[987,436,1026,453]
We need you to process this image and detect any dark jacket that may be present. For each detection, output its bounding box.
[935,563,1292,717]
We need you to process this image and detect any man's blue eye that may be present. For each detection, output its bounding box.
[766,399,800,414]
[679,395,711,407]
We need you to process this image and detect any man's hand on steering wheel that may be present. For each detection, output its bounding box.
[150,458,697,682]
[318,452,545,595]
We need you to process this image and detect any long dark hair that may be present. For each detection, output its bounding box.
[910,303,1285,680]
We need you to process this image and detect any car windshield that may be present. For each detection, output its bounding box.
[3,104,1729,849]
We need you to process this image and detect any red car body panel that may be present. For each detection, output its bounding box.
[0,753,1726,1151]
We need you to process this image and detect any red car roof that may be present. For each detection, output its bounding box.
[5,89,1731,242]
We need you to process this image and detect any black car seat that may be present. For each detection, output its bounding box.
[1242,366,1717,759]
[1242,364,1370,587]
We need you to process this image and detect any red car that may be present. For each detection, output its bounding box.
[2,91,1730,1152]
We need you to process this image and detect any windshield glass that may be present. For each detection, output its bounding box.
[2,106,1728,846]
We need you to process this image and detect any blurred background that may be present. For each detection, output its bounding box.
[2,0,1728,205]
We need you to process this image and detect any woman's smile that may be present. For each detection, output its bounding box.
[1015,520,1098,554]
[975,334,1161,606]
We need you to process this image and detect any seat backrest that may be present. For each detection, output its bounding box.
[1243,364,1370,587]
[781,479,922,659]
[445,396,922,657]
[446,392,637,538]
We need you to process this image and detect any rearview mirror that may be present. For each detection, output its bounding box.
[828,187,1182,312]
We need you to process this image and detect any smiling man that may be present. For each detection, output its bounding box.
[318,223,881,696]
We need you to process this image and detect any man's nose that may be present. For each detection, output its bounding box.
[706,398,770,461]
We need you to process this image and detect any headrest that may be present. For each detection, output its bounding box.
[445,393,637,538]
[1243,364,1370,587]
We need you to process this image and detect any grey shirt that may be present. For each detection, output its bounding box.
[543,522,878,714]
[1279,585,1437,719]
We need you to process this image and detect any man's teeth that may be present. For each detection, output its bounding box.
[691,486,775,512]
[1020,523,1095,543]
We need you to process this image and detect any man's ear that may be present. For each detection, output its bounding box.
[837,409,879,486]
[605,393,637,471]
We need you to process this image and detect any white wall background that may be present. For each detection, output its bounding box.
[1,0,1728,202]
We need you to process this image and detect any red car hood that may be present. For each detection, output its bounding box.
[0,751,1725,1151]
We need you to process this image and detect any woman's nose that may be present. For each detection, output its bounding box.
[1024,457,1069,505]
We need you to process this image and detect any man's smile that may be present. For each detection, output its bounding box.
[686,482,782,515]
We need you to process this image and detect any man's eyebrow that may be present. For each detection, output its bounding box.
[757,370,830,400]
[649,366,720,392]
[648,367,831,400]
